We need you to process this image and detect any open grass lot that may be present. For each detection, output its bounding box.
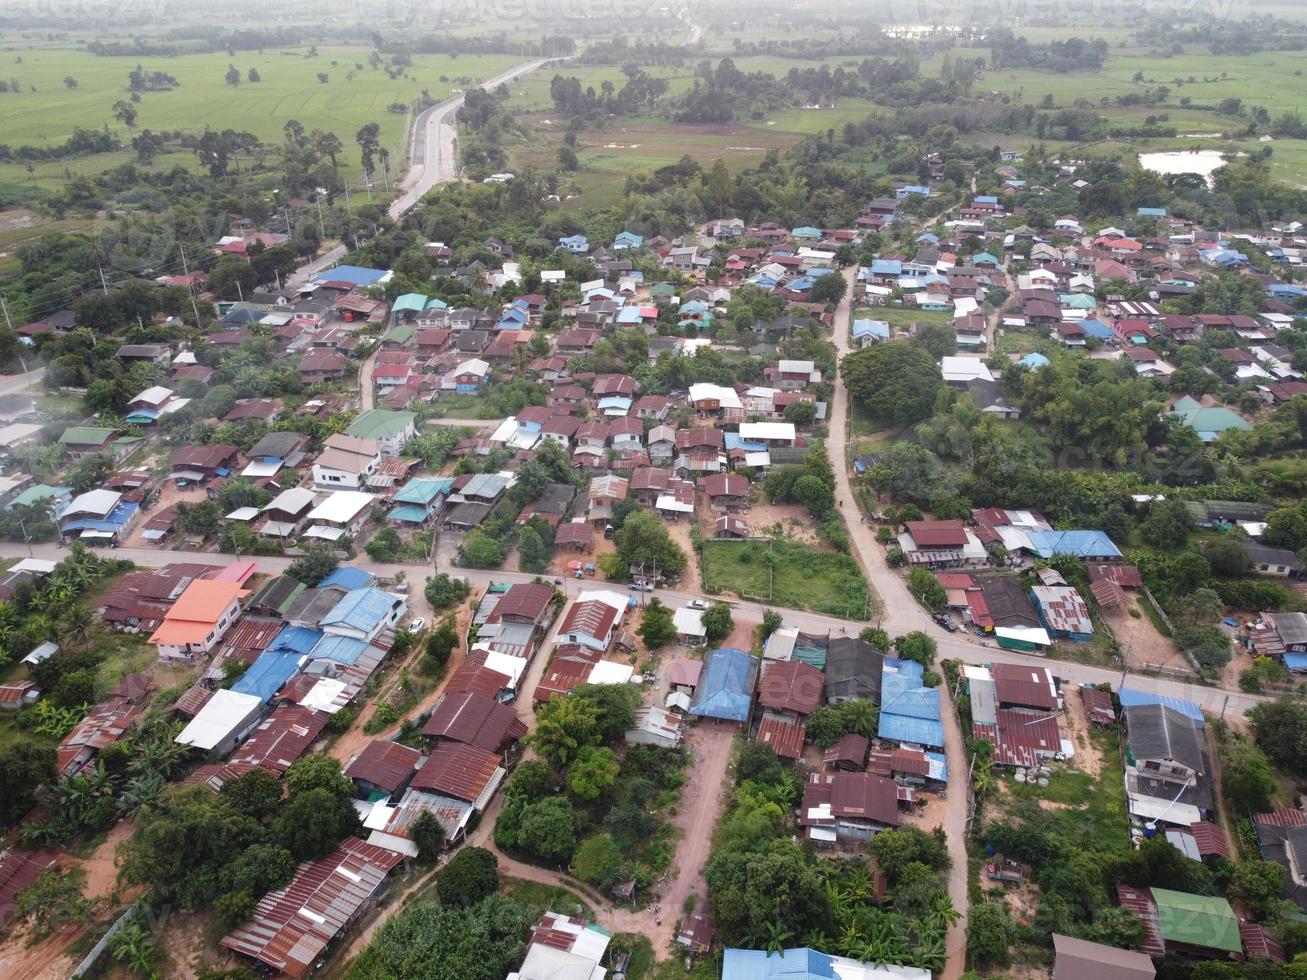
[854,305,953,335]
[1005,728,1129,847]
[0,44,522,152]
[701,536,871,619]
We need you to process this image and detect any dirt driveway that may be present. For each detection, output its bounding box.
[120,481,209,549]
[1104,600,1192,675]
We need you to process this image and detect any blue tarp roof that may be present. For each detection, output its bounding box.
[308,633,371,665]
[1026,529,1122,560]
[878,658,943,747]
[689,647,759,722]
[322,587,398,634]
[320,566,374,591]
[1119,687,1204,722]
[1284,653,1307,670]
[314,265,388,286]
[1079,319,1113,339]
[615,307,643,324]
[852,319,890,340]
[723,434,766,452]
[972,252,1000,265]
[232,648,302,702]
[870,259,902,275]
[722,948,835,980]
[1137,207,1167,217]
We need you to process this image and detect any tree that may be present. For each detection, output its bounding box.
[783,399,817,426]
[283,754,355,798]
[573,833,624,888]
[808,272,847,306]
[702,602,734,643]
[705,839,832,946]
[248,67,261,83]
[1228,860,1287,919]
[505,760,555,801]
[840,341,943,425]
[791,474,834,518]
[219,842,295,899]
[220,767,283,821]
[346,895,533,980]
[1138,499,1194,548]
[637,598,676,650]
[893,631,937,667]
[437,847,499,906]
[112,99,138,131]
[613,510,686,575]
[907,568,947,611]
[516,796,579,864]
[275,786,361,861]
[226,64,241,87]
[869,826,950,884]
[15,869,92,937]
[966,900,1013,969]
[567,745,619,801]
[805,700,879,749]
[1221,736,1276,814]
[460,528,506,569]
[761,608,783,641]
[1,746,56,827]
[517,525,550,573]
[1205,535,1253,576]
[909,321,957,359]
[63,75,77,88]
[530,694,602,767]
[558,146,579,170]
[286,543,339,586]
[411,810,446,863]
[1249,697,1307,777]
[208,255,258,300]
[425,573,470,610]
[422,619,459,674]
[1177,587,1223,625]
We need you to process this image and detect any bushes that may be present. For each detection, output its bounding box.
[967,900,1014,970]
[804,699,878,749]
[908,568,946,611]
[437,847,499,906]
[425,572,470,610]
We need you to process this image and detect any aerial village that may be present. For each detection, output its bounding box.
[5,95,1307,980]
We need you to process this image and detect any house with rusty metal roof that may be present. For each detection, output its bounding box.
[345,740,422,799]
[410,741,504,804]
[798,771,902,844]
[221,838,402,977]
[421,692,527,752]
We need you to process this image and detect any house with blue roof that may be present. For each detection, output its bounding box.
[1137,207,1167,218]
[322,587,405,643]
[1018,352,1050,370]
[869,259,903,280]
[792,226,822,240]
[784,276,816,296]
[391,293,428,321]
[1025,529,1122,561]
[877,658,943,748]
[306,633,371,667]
[232,647,303,703]
[1079,318,1114,341]
[613,231,643,250]
[58,489,139,544]
[1201,247,1247,269]
[615,307,643,326]
[852,319,891,348]
[722,947,929,980]
[688,647,759,723]
[1269,283,1307,299]
[559,234,589,254]
[319,566,374,592]
[390,477,455,524]
[971,252,1000,268]
[1118,687,1204,722]
[1170,395,1251,443]
[312,265,389,287]
[897,184,930,199]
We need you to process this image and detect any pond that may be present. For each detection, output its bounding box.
[1138,149,1230,186]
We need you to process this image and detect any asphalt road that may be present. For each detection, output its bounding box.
[387,59,553,220]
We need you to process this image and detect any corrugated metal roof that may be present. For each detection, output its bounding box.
[756,717,804,760]
[345,740,421,794]
[410,741,501,802]
[230,706,327,776]
[221,837,402,976]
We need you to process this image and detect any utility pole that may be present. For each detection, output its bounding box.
[0,295,11,330]
[98,267,109,295]
[16,517,32,558]
[314,187,327,240]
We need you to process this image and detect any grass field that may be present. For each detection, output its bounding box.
[0,44,522,152]
[701,536,871,619]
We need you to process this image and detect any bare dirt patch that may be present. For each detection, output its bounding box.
[1103,600,1193,675]
[746,502,822,546]
[119,481,208,550]
[1061,686,1104,779]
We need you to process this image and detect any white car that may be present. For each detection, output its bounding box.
[686,599,709,610]
[408,618,426,633]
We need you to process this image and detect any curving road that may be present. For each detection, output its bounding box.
[387,59,553,220]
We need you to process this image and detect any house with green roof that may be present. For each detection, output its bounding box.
[345,410,417,456]
[12,484,72,513]
[380,323,416,347]
[392,293,428,319]
[389,477,455,524]
[1170,396,1251,444]
[1152,887,1241,956]
[58,426,119,459]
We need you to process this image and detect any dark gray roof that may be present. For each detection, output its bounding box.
[824,637,884,704]
[977,575,1040,629]
[1124,702,1206,774]
[534,483,577,516]
[446,501,492,529]
[1247,543,1305,571]
[247,431,304,460]
[286,588,342,626]
[1255,820,1307,912]
[249,575,306,616]
[1272,611,1307,645]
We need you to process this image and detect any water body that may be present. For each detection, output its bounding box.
[1138,149,1229,186]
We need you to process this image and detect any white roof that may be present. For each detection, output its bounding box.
[776,359,815,374]
[512,944,606,980]
[0,423,43,446]
[241,460,282,478]
[738,421,795,442]
[655,494,694,514]
[941,356,995,383]
[132,385,173,406]
[62,488,121,518]
[1128,793,1202,827]
[304,525,347,540]
[587,660,635,685]
[666,690,692,711]
[995,626,1053,646]
[225,507,260,521]
[453,357,489,377]
[307,490,374,524]
[11,558,57,575]
[260,521,297,538]
[584,590,630,614]
[688,382,742,409]
[481,651,528,688]
[264,487,316,514]
[673,608,706,637]
[175,689,262,750]
[744,451,771,468]
[298,677,348,713]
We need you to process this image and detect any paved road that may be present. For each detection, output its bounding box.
[286,243,348,289]
[0,366,44,397]
[388,59,552,220]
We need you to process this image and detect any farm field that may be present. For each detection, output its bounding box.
[701,536,871,619]
[0,45,522,151]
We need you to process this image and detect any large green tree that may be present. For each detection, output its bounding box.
[840,341,943,426]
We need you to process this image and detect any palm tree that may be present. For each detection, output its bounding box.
[110,920,158,979]
[56,605,93,650]
[748,921,794,955]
